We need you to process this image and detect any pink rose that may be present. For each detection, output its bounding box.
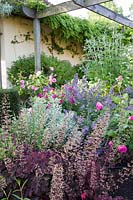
[96,102,103,110]
[117,145,127,153]
[129,116,133,121]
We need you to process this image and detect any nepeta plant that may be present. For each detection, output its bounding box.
[63,74,106,132]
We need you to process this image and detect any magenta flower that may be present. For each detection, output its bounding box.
[31,86,39,91]
[108,141,113,148]
[129,116,133,121]
[69,97,76,104]
[49,75,56,85]
[52,94,57,99]
[37,93,43,98]
[59,99,63,104]
[117,145,127,153]
[81,192,87,200]
[96,102,103,110]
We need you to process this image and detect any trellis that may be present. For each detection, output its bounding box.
[22,0,133,72]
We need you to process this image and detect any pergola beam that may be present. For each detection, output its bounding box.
[88,5,133,28]
[37,0,110,18]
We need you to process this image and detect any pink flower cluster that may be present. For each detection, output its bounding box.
[49,75,56,85]
[108,141,128,154]
[20,80,25,88]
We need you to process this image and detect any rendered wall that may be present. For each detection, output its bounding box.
[0,16,82,88]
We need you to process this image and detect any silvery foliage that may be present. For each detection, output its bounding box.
[11,97,77,150]
[0,1,13,16]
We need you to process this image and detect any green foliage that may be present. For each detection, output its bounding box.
[105,80,133,153]
[0,0,47,14]
[41,13,132,54]
[8,54,77,86]
[82,32,133,86]
[23,0,47,11]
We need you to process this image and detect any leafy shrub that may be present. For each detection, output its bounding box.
[8,54,77,86]
[82,32,133,87]
[105,79,133,153]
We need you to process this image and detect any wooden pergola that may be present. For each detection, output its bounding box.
[22,0,133,72]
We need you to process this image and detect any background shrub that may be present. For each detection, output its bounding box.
[82,32,133,87]
[8,54,78,86]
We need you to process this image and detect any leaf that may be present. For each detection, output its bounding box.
[129,98,133,105]
[129,144,133,150]
[12,194,22,200]
[122,93,128,101]
[106,130,116,137]
[23,198,31,200]
[111,96,120,104]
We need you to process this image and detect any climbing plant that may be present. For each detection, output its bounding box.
[1,0,132,54]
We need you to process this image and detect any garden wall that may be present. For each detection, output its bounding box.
[0,16,82,88]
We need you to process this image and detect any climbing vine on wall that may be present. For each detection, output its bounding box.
[3,0,132,55]
[41,14,133,54]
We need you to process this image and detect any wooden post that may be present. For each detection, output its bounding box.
[33,18,41,72]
